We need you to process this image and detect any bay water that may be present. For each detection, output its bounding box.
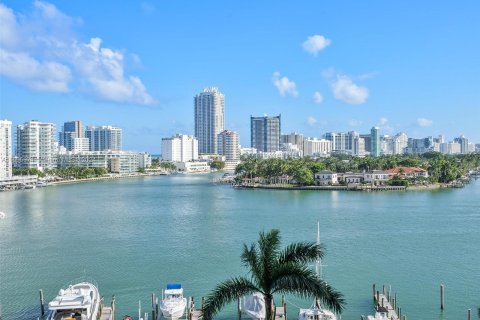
[0,174,479,319]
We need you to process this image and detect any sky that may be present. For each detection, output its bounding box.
[1,0,479,153]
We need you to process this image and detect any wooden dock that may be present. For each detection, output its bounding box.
[100,307,114,320]
[372,284,406,320]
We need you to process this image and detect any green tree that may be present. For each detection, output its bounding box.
[202,230,344,320]
[210,160,226,170]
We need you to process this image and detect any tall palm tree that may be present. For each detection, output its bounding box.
[202,229,345,320]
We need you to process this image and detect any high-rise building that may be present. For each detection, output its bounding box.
[324,131,359,155]
[251,115,281,152]
[161,134,198,162]
[360,134,372,153]
[393,133,408,155]
[16,120,56,170]
[380,135,394,155]
[85,126,122,151]
[353,137,366,156]
[454,135,469,154]
[371,127,380,157]
[303,138,331,157]
[217,130,240,161]
[194,87,225,154]
[59,120,84,151]
[440,142,461,154]
[281,132,304,150]
[0,120,13,178]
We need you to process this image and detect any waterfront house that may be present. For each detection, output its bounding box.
[338,172,364,184]
[315,170,338,186]
[385,166,429,179]
[363,170,389,186]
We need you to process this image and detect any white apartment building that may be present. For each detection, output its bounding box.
[161,134,198,162]
[57,151,151,174]
[303,138,332,157]
[174,161,210,173]
[0,120,13,178]
[315,171,338,186]
[353,137,366,156]
[72,138,90,153]
[393,133,408,155]
[85,125,122,151]
[217,130,240,160]
[440,142,461,154]
[16,121,56,171]
[194,87,225,154]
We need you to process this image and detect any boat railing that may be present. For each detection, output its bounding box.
[62,276,99,291]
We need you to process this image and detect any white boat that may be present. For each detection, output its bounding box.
[46,281,100,320]
[243,292,266,319]
[366,307,389,320]
[160,284,187,319]
[298,222,337,320]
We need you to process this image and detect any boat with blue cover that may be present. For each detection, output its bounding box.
[160,283,187,319]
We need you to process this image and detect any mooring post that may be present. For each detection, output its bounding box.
[468,309,471,320]
[441,284,445,310]
[394,292,397,309]
[39,289,45,316]
[151,293,156,320]
[388,286,391,302]
[383,285,385,296]
[111,295,116,320]
[403,316,407,320]
[237,297,242,320]
[202,297,205,310]
[377,291,380,303]
[399,307,402,318]
[373,284,376,301]
[155,297,159,319]
[381,297,384,307]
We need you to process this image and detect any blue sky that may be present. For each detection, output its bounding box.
[1,0,479,153]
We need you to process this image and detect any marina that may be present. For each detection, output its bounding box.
[1,175,479,319]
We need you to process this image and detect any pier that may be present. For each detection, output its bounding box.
[371,284,406,320]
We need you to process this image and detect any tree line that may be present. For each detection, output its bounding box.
[235,153,480,185]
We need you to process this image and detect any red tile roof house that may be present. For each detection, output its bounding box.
[385,167,429,179]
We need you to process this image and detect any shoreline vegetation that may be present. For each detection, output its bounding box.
[231,153,480,192]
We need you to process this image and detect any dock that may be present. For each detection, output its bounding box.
[372,284,406,320]
[100,307,114,320]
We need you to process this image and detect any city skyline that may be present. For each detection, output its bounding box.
[1,1,479,153]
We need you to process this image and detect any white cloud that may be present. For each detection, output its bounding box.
[348,119,363,127]
[272,72,298,97]
[378,117,388,126]
[331,74,369,104]
[302,35,331,56]
[312,91,324,104]
[307,116,318,127]
[0,1,155,105]
[416,118,433,127]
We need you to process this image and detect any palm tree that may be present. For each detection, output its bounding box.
[202,229,345,320]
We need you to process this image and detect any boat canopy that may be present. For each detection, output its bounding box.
[167,284,182,289]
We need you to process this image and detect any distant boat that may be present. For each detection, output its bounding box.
[160,283,187,319]
[298,222,337,320]
[46,281,100,320]
[0,212,5,219]
[243,292,266,320]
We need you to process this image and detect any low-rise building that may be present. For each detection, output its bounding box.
[363,170,389,185]
[174,161,210,173]
[314,170,338,186]
[384,167,429,179]
[338,172,364,184]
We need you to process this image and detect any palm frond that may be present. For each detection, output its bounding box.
[241,243,262,285]
[278,242,325,265]
[270,263,345,313]
[258,229,281,284]
[202,277,259,320]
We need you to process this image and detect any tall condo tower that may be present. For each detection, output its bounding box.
[250,115,281,152]
[194,87,225,154]
[371,126,380,157]
[0,120,13,178]
[59,120,88,152]
[16,120,56,170]
[85,126,122,151]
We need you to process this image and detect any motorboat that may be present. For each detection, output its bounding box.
[46,282,100,320]
[243,292,266,319]
[160,283,187,319]
[366,307,389,320]
[298,222,337,320]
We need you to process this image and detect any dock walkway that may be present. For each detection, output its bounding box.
[100,306,114,320]
[375,293,398,320]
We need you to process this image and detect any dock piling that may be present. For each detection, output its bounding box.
[151,293,156,320]
[373,284,376,301]
[440,284,445,310]
[39,289,45,316]
[111,295,116,320]
[237,297,242,320]
[468,309,471,320]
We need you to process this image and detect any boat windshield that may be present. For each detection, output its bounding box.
[48,308,88,320]
[166,293,183,300]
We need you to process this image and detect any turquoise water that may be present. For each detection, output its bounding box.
[0,175,479,319]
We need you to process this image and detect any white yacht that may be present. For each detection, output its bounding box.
[160,284,187,319]
[366,307,389,320]
[243,292,266,320]
[47,282,100,320]
[298,222,337,320]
